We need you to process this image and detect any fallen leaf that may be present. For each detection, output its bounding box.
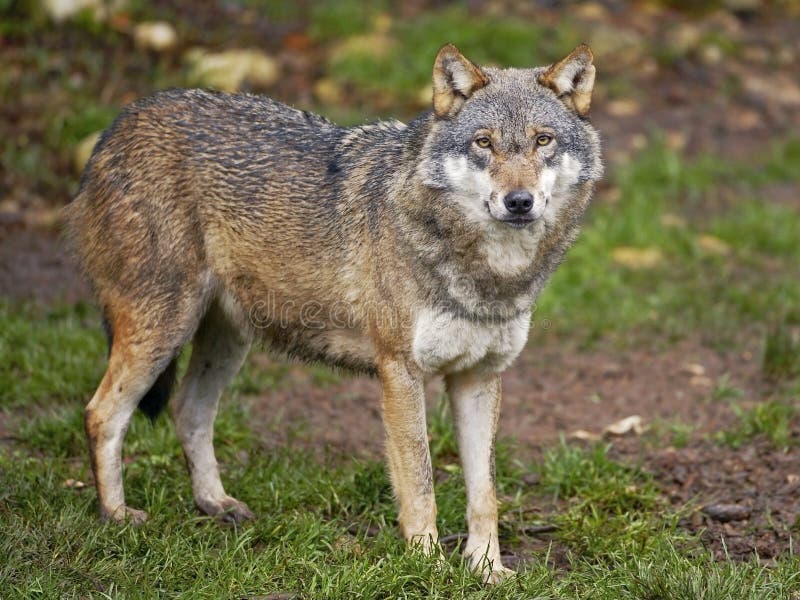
[603,415,647,436]
[682,363,706,376]
[63,479,87,489]
[184,48,280,92]
[689,375,713,387]
[611,246,663,269]
[697,234,731,255]
[568,429,601,441]
[607,99,641,117]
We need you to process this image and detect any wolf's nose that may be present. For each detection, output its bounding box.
[503,190,534,215]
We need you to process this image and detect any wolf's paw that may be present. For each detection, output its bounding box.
[406,530,442,558]
[482,566,515,585]
[100,505,148,525]
[197,495,255,526]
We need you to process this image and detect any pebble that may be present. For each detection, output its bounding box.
[703,503,751,522]
[133,21,178,53]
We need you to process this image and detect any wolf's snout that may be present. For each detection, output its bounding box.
[503,190,534,215]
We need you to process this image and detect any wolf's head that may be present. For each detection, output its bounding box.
[419,44,602,230]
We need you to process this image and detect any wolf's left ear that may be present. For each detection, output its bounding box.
[538,44,595,116]
[433,44,488,118]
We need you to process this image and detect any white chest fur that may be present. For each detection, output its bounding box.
[412,308,531,375]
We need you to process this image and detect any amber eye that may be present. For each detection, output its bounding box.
[536,133,554,146]
[474,136,492,149]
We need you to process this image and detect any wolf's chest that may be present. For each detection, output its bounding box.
[411,309,531,375]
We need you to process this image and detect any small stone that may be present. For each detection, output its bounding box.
[42,0,125,23]
[133,21,178,53]
[666,23,703,56]
[43,0,101,22]
[743,74,800,107]
[700,44,724,66]
[703,503,751,522]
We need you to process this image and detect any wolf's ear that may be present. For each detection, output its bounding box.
[433,44,488,118]
[538,44,595,116]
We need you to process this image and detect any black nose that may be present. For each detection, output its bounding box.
[503,190,534,215]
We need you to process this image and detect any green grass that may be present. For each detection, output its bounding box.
[717,399,798,451]
[763,319,800,382]
[4,405,800,598]
[325,6,580,106]
[0,301,107,409]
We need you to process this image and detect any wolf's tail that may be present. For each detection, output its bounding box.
[102,316,177,421]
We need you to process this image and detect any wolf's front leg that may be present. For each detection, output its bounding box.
[445,370,513,584]
[377,356,438,553]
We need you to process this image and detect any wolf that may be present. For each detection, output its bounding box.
[64,43,601,583]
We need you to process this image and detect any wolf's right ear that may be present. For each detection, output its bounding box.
[538,44,595,116]
[432,44,488,118]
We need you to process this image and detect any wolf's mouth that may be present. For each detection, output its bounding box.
[485,201,537,229]
[503,218,536,229]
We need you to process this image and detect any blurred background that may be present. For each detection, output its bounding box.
[1,0,800,582]
[1,0,798,249]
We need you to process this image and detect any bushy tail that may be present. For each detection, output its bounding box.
[138,359,178,421]
[103,316,177,421]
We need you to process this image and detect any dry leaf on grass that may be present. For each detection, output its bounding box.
[603,415,648,436]
[611,246,663,269]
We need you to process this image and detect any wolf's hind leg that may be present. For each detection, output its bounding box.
[171,302,253,525]
[86,343,176,524]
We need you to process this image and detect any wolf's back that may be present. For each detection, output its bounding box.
[64,89,352,286]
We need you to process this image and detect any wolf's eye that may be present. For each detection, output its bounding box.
[536,133,554,146]
[474,136,492,149]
